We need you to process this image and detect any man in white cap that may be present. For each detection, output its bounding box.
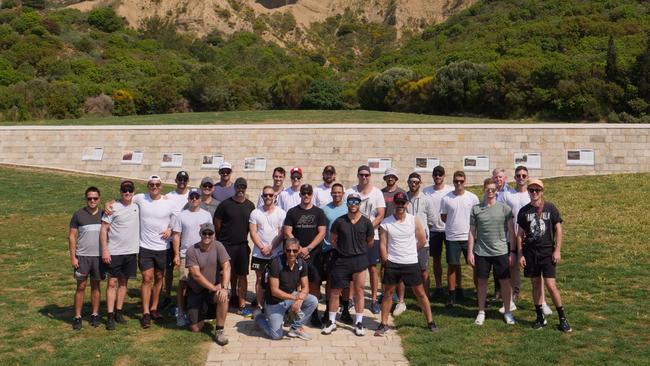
[212,162,236,202]
[277,167,303,211]
[381,167,406,219]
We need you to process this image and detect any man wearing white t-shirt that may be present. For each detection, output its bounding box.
[440,170,479,308]
[314,165,339,207]
[256,167,286,208]
[376,192,437,336]
[423,165,454,298]
[277,167,303,211]
[134,175,179,328]
[344,165,386,314]
[172,188,213,327]
[249,185,286,309]
[163,170,191,310]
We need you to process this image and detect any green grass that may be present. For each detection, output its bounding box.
[0,110,526,126]
[399,173,650,365]
[1,166,648,365]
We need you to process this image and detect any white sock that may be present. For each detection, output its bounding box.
[355,314,363,324]
[478,310,485,315]
[329,311,336,323]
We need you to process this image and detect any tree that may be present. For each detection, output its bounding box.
[301,79,344,110]
[270,74,312,109]
[357,67,416,110]
[431,61,487,114]
[605,36,621,84]
[87,7,124,33]
[632,32,650,104]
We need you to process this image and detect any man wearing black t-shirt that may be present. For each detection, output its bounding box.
[323,193,375,336]
[516,179,572,333]
[213,177,255,317]
[282,184,327,326]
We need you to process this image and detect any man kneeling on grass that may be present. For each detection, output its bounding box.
[185,223,231,345]
[254,238,318,340]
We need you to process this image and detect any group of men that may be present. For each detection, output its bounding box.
[68,161,571,346]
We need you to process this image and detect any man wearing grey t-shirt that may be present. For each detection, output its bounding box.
[101,180,140,330]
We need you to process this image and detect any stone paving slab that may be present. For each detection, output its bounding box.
[205,272,409,366]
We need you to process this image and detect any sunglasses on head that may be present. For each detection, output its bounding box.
[148,182,161,188]
[120,187,134,193]
[528,188,543,193]
[86,196,99,201]
[201,231,214,236]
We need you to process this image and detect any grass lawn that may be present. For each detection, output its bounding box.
[0,110,524,126]
[0,165,648,365]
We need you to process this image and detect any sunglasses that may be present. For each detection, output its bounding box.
[301,192,313,197]
[285,249,299,254]
[358,173,370,177]
[202,184,213,189]
[516,174,528,179]
[120,187,134,193]
[235,185,247,189]
[177,178,188,182]
[433,173,444,177]
[219,170,231,175]
[453,180,465,184]
[86,197,100,201]
[189,195,201,200]
[408,180,421,185]
[201,231,215,236]
[347,200,361,206]
[485,188,497,193]
[394,201,407,206]
[528,188,543,193]
[148,183,161,188]
[262,193,275,198]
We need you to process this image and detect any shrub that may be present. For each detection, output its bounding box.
[84,93,113,116]
[301,79,344,110]
[111,89,136,116]
[87,7,124,33]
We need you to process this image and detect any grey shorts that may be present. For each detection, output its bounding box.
[74,255,105,281]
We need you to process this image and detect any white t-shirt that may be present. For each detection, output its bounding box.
[380,214,418,264]
[314,183,337,207]
[102,200,140,255]
[277,187,301,212]
[172,208,213,257]
[439,191,480,241]
[133,193,179,251]
[249,206,286,259]
[165,190,190,212]
[344,185,386,240]
[422,184,454,232]
[504,190,531,233]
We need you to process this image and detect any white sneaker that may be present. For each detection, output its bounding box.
[354,322,365,336]
[542,303,553,316]
[474,312,485,326]
[393,302,407,316]
[498,301,517,314]
[176,313,187,327]
[504,312,516,325]
[321,320,337,335]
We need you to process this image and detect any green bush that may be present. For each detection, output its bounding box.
[301,79,344,110]
[87,7,123,33]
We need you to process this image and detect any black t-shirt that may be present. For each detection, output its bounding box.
[265,255,308,305]
[517,202,563,256]
[330,214,375,257]
[283,205,327,248]
[214,197,255,245]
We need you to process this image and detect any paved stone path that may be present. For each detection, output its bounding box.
[205,271,409,366]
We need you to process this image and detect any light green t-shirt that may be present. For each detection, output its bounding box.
[470,201,513,257]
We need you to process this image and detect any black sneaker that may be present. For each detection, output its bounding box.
[150,309,164,322]
[106,314,116,331]
[72,316,82,331]
[320,312,329,326]
[432,288,444,299]
[445,296,455,308]
[114,311,126,324]
[559,318,572,333]
[455,288,465,301]
[89,314,100,327]
[141,313,151,329]
[427,321,439,333]
[310,311,323,327]
[374,323,388,337]
[532,316,547,330]
[160,296,172,310]
[340,309,353,325]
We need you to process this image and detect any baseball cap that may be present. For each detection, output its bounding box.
[393,192,408,203]
[218,162,232,171]
[323,165,336,174]
[527,179,544,189]
[384,167,399,179]
[234,177,247,188]
[200,222,215,234]
[408,172,422,181]
[347,192,361,201]
[300,184,313,195]
[147,174,161,183]
[200,176,214,186]
[176,171,189,181]
[290,167,303,176]
[358,165,371,174]
[120,180,134,190]
[433,166,445,176]
[188,188,201,198]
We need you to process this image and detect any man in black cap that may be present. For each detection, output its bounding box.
[213,177,255,317]
[283,183,327,327]
[314,165,340,207]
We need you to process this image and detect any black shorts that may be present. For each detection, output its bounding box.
[320,249,336,280]
[306,245,324,285]
[474,254,510,280]
[382,261,423,287]
[429,231,445,257]
[186,288,217,325]
[138,247,168,272]
[250,256,270,273]
[523,250,556,278]
[74,255,105,281]
[329,253,369,289]
[366,240,380,265]
[104,254,137,279]
[224,244,250,277]
[166,248,174,268]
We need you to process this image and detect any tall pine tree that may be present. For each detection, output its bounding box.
[632,32,650,102]
[605,36,620,84]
